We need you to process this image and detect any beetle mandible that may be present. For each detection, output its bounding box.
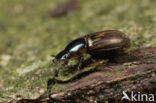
[52,30,130,67]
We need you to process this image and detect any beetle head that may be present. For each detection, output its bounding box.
[52,50,70,63]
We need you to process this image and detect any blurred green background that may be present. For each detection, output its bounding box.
[0,0,156,102]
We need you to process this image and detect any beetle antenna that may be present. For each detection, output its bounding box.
[51,55,56,57]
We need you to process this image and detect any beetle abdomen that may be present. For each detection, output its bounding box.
[86,30,130,55]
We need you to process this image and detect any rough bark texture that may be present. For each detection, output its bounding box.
[19,47,156,103]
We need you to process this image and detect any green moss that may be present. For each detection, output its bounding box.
[0,0,156,102]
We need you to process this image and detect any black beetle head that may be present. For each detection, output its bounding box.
[52,50,70,63]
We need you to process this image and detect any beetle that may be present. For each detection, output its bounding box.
[47,30,131,102]
[52,30,130,67]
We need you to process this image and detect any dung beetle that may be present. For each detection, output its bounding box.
[52,30,130,67]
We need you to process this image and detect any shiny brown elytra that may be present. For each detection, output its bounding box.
[52,30,131,66]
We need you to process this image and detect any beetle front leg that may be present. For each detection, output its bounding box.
[46,69,58,103]
[47,78,55,103]
[77,56,83,70]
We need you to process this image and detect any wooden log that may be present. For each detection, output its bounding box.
[18,47,156,103]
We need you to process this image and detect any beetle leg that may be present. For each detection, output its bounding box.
[62,60,68,67]
[46,69,58,103]
[77,56,83,70]
[47,78,55,102]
